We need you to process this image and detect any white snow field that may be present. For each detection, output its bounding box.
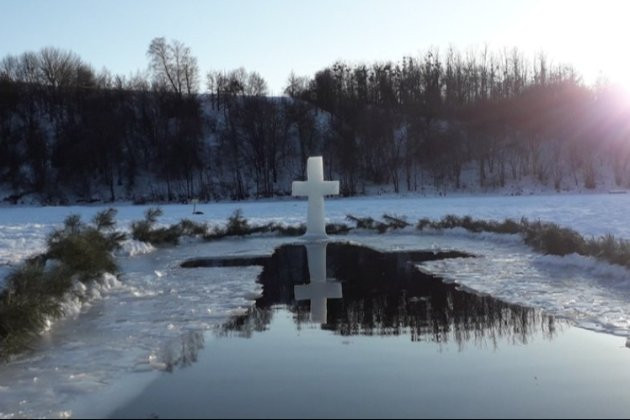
[1,193,630,417]
[2,192,630,270]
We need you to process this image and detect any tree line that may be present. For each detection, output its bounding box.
[1,40,629,203]
[291,48,630,194]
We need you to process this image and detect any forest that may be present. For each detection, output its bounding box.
[1,38,629,203]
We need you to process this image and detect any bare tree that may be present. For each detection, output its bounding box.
[0,55,20,81]
[284,71,309,97]
[38,47,82,89]
[246,71,268,96]
[147,37,199,95]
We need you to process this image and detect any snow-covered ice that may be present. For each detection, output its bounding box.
[2,193,630,417]
[2,193,630,270]
[117,239,156,257]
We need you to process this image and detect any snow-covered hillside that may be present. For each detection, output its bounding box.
[1,87,629,206]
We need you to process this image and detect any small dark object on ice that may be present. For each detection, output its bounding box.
[191,199,203,215]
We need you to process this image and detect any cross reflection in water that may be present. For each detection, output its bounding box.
[293,242,342,324]
[182,242,560,349]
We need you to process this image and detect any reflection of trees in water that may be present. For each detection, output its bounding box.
[215,243,561,349]
[154,330,205,372]
[220,307,274,338]
[324,294,558,351]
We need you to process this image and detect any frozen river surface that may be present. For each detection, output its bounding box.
[2,193,630,267]
[1,194,630,417]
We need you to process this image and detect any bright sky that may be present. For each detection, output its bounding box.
[1,0,629,94]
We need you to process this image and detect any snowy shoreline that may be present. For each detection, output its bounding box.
[3,192,630,293]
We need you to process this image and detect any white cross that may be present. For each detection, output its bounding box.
[292,156,339,239]
[294,242,342,324]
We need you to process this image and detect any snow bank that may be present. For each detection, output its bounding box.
[42,273,122,332]
[117,239,155,257]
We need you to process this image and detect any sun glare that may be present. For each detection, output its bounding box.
[533,0,630,100]
[590,2,630,96]
[618,75,630,102]
[604,51,630,101]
